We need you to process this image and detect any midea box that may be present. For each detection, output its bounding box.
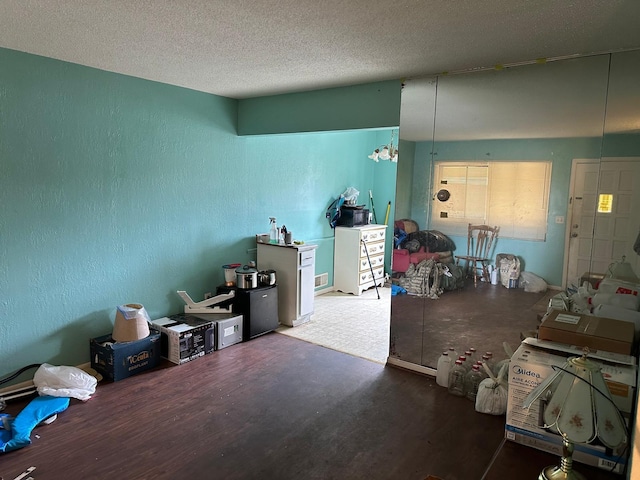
[90,332,162,382]
[505,339,636,473]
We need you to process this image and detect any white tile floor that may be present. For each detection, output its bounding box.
[276,285,391,364]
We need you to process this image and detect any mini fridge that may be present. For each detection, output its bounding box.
[232,284,279,341]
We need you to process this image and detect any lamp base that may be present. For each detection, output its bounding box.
[539,465,586,480]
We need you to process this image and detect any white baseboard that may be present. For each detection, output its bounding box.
[0,362,92,396]
[386,357,437,377]
[314,286,335,296]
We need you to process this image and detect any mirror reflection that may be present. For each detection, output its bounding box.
[389,52,640,371]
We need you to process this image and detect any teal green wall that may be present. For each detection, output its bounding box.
[0,48,398,381]
[405,137,606,286]
[394,139,415,221]
[238,80,402,135]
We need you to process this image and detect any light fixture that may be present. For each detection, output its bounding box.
[523,352,627,480]
[368,130,399,163]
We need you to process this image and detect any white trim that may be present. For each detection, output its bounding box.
[314,285,335,296]
[563,158,600,289]
[386,357,437,377]
[0,362,93,396]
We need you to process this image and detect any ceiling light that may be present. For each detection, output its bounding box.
[368,130,399,163]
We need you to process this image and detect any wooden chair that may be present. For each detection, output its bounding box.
[455,224,500,287]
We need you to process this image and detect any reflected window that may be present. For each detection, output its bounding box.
[431,161,552,241]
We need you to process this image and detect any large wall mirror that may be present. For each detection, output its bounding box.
[390,50,640,371]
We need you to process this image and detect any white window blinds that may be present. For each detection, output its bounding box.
[431,161,552,241]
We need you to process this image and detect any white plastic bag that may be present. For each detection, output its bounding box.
[475,362,508,415]
[33,363,97,401]
[498,255,521,288]
[519,271,548,293]
[342,187,360,205]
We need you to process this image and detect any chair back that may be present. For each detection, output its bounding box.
[467,224,499,260]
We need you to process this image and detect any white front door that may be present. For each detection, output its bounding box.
[565,158,640,287]
[565,159,600,287]
[592,158,640,277]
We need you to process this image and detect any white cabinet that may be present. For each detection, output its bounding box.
[257,242,317,327]
[334,225,386,295]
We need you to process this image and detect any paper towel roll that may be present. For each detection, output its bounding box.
[112,304,151,342]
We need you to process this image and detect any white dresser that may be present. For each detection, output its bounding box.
[257,242,317,327]
[333,225,386,295]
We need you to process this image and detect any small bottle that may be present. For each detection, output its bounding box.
[458,355,470,372]
[447,346,458,360]
[468,347,477,362]
[465,350,474,364]
[448,360,466,397]
[436,352,453,388]
[484,352,495,374]
[465,364,484,402]
[269,217,278,244]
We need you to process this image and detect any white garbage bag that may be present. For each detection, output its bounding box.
[33,363,97,401]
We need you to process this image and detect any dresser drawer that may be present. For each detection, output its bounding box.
[359,253,385,272]
[359,266,385,285]
[360,240,384,257]
[361,228,386,243]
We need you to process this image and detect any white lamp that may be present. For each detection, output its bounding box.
[523,352,627,480]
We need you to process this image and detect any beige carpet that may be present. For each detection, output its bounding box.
[276,286,391,364]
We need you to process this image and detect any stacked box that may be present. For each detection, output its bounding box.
[538,310,635,355]
[186,312,243,350]
[90,332,162,381]
[150,314,216,365]
[505,339,636,474]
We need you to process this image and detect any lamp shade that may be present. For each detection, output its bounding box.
[523,354,627,449]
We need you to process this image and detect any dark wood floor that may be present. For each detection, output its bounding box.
[390,279,553,368]
[0,329,624,480]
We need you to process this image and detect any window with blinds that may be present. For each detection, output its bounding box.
[431,161,552,241]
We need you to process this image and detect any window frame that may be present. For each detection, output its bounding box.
[430,160,552,241]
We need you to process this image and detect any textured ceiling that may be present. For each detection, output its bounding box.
[1,0,640,100]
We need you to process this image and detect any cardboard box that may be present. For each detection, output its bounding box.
[150,314,216,365]
[90,332,161,382]
[538,310,634,355]
[505,339,636,473]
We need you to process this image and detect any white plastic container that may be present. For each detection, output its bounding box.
[269,217,278,244]
[590,292,640,311]
[436,352,453,387]
[597,277,640,296]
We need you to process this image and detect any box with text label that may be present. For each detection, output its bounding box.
[90,332,162,382]
[538,310,634,355]
[150,314,216,365]
[505,339,636,473]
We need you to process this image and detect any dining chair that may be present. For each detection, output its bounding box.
[455,224,500,287]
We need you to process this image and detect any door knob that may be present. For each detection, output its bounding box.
[573,224,579,228]
[571,233,578,238]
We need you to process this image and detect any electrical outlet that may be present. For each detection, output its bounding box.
[555,216,565,224]
[204,292,213,299]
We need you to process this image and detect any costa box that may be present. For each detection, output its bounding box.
[150,314,216,365]
[505,339,636,473]
[90,332,162,382]
[538,310,634,355]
